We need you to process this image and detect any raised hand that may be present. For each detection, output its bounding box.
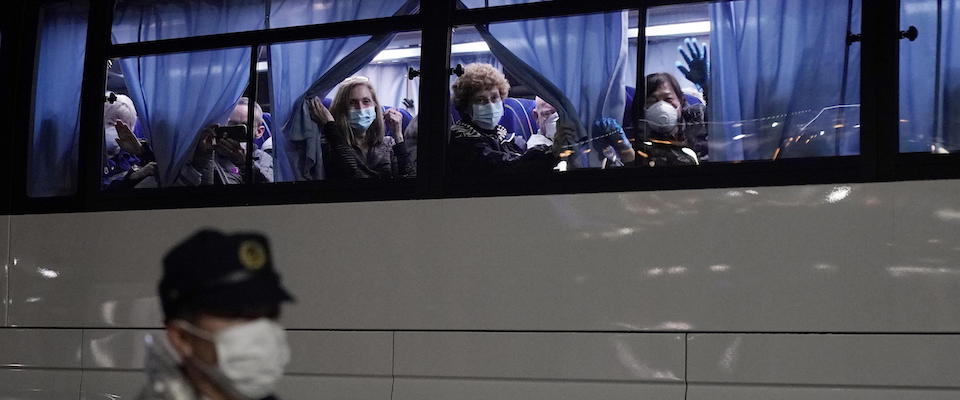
[676,37,708,91]
[114,120,143,156]
[307,96,333,125]
[384,108,404,143]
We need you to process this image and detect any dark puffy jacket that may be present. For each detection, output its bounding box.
[321,121,414,179]
[448,120,556,177]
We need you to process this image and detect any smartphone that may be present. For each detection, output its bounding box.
[213,125,249,141]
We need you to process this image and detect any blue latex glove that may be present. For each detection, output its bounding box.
[592,117,632,154]
[676,37,708,91]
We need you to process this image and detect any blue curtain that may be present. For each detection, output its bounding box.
[112,0,266,44]
[114,2,264,186]
[901,0,960,152]
[268,0,415,181]
[709,0,860,161]
[28,1,88,197]
[482,12,629,167]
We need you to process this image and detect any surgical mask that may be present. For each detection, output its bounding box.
[349,106,377,132]
[178,318,290,399]
[645,100,679,134]
[540,112,559,140]
[471,101,504,130]
[104,126,120,157]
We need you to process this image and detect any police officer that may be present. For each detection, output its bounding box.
[138,229,295,400]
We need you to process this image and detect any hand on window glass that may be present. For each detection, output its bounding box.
[593,117,635,163]
[115,120,143,156]
[307,96,333,125]
[676,37,708,91]
[385,108,404,144]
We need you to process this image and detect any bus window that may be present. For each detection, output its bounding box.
[269,0,419,30]
[266,32,421,183]
[112,0,267,44]
[28,0,88,197]
[638,0,861,166]
[448,10,634,178]
[103,47,252,189]
[900,0,960,154]
[459,0,551,8]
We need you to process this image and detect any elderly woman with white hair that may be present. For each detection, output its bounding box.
[102,92,157,189]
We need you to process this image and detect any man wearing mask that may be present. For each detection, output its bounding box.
[138,229,295,400]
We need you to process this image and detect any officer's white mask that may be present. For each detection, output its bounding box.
[540,112,559,140]
[104,126,120,157]
[177,318,290,399]
[644,100,679,134]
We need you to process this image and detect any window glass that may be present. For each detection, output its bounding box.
[269,0,419,30]
[265,32,421,182]
[448,11,632,177]
[458,0,550,8]
[29,0,88,197]
[112,0,267,44]
[900,0,960,154]
[639,0,860,166]
[103,47,252,189]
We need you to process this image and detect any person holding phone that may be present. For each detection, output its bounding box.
[179,98,272,185]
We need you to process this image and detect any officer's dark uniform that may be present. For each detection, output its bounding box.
[147,229,295,400]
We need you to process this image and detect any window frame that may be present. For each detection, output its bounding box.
[10,0,960,214]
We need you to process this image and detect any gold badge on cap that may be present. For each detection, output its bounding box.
[238,240,267,270]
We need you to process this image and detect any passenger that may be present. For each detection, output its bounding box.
[138,229,295,399]
[228,97,273,183]
[102,93,158,190]
[639,72,707,166]
[306,76,414,179]
[527,96,558,148]
[448,63,556,176]
[179,98,273,185]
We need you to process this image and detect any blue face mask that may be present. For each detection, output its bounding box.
[471,101,504,130]
[349,106,377,132]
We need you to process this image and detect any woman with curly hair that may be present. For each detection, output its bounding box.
[449,63,556,176]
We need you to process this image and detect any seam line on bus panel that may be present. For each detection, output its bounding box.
[390,331,396,400]
[78,330,86,400]
[4,327,960,335]
[685,381,960,392]
[390,375,684,385]
[4,215,9,327]
[683,333,689,400]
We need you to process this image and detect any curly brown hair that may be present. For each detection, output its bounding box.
[451,63,510,113]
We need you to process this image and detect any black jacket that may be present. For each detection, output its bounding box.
[448,120,556,176]
[321,121,414,179]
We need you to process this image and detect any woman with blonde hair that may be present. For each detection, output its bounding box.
[308,76,413,178]
[449,63,556,176]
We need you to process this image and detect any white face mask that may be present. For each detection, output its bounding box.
[104,126,120,157]
[349,106,377,132]
[471,101,504,130]
[645,100,679,134]
[540,112,559,140]
[179,318,290,399]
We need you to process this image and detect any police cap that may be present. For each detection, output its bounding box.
[160,229,294,319]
